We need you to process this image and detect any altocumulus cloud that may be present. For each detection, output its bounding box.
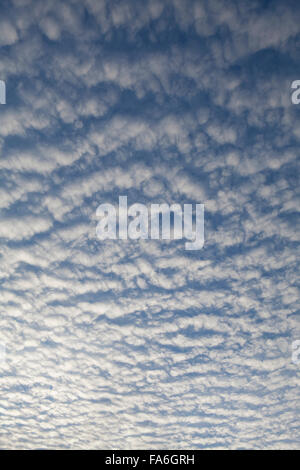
[0,0,299,449]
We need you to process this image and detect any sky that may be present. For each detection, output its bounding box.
[0,0,299,450]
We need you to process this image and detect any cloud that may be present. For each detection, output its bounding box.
[0,0,299,450]
[0,20,18,47]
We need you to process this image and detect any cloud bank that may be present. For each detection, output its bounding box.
[0,0,299,449]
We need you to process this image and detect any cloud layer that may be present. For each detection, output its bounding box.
[0,0,299,449]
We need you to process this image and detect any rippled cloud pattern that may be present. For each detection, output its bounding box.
[0,0,299,449]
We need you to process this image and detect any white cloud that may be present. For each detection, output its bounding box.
[0,0,299,450]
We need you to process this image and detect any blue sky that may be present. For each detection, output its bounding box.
[0,0,299,449]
